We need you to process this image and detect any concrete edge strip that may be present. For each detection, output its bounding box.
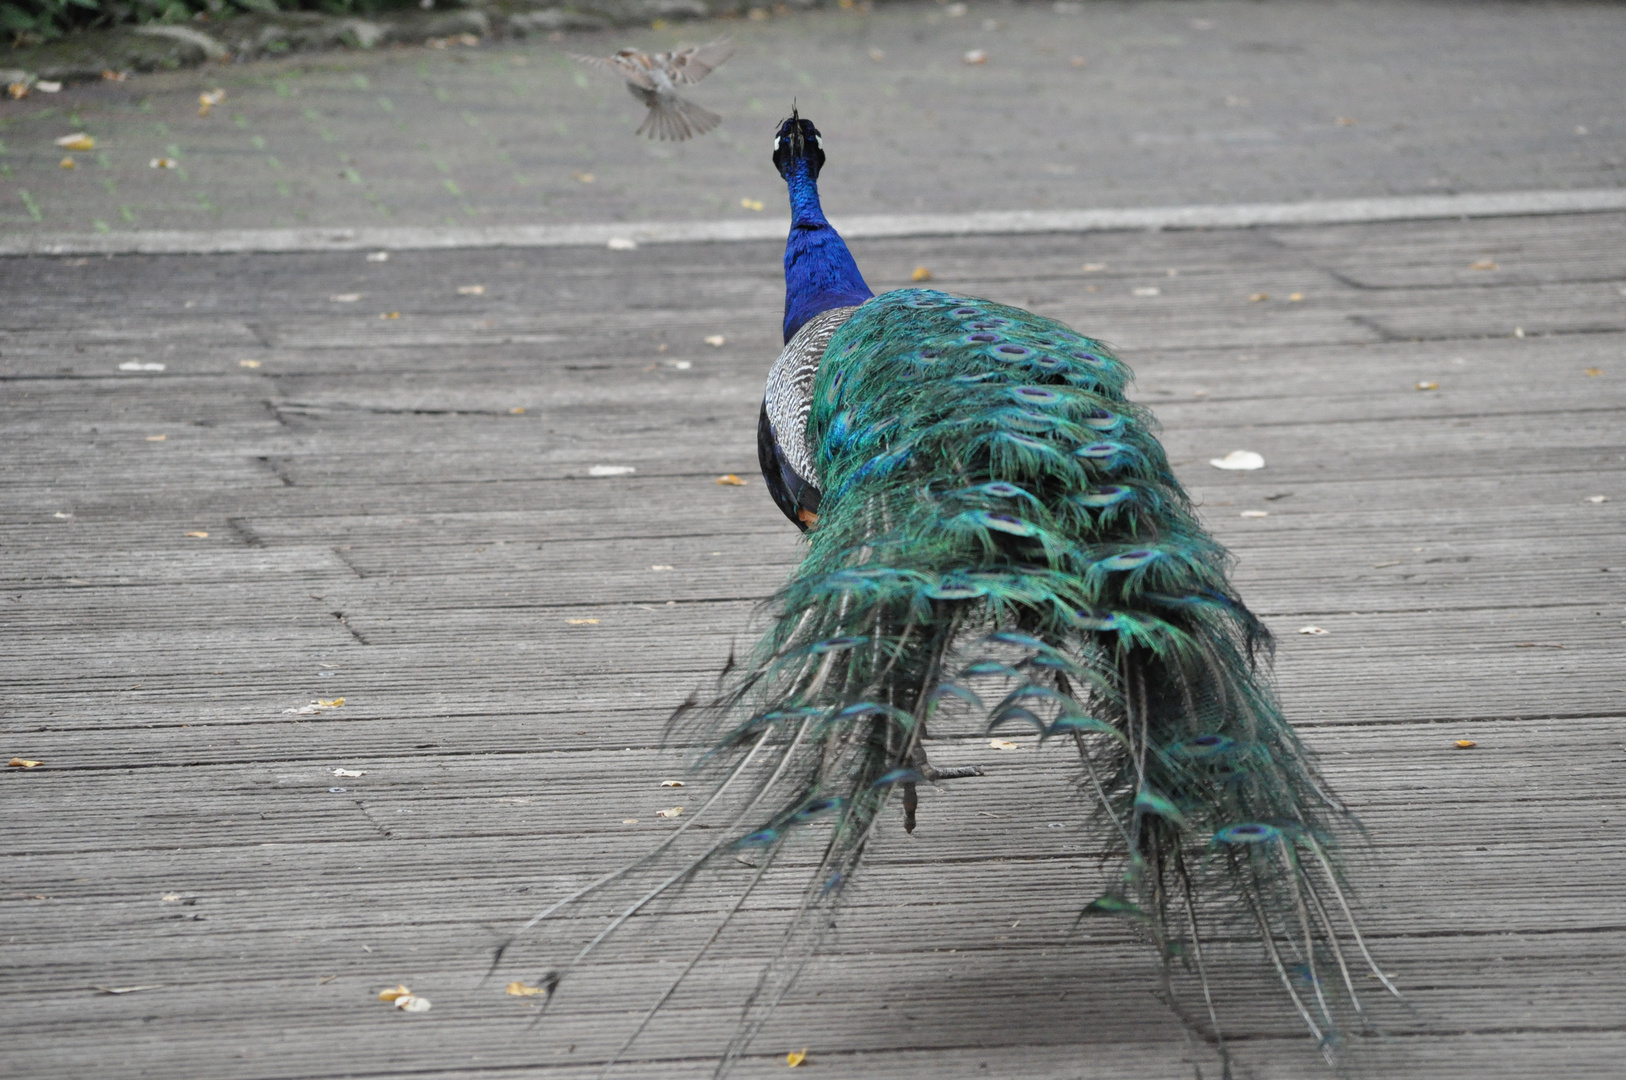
[4,187,1624,256]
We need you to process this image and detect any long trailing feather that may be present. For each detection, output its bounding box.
[494,288,1395,1074]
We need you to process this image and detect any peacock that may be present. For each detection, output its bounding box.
[492,110,1398,1076]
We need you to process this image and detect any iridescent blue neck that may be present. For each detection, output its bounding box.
[781,159,872,343]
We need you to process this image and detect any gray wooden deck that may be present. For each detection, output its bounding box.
[3,211,1625,1079]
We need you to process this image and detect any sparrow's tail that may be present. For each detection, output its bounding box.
[636,90,722,141]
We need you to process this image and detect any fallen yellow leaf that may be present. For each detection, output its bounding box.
[1454,740,1477,749]
[1287,292,1304,302]
[573,171,595,184]
[661,780,685,788]
[566,618,599,625]
[185,531,209,538]
[150,157,178,170]
[1415,381,1439,391]
[55,132,95,150]
[238,359,261,368]
[787,1048,808,1067]
[147,434,167,441]
[911,266,933,282]
[1584,368,1603,376]
[740,198,765,211]
[716,474,747,486]
[9,758,43,768]
[7,82,28,100]
[1248,293,1268,302]
[378,984,412,1002]
[380,312,400,320]
[509,407,526,414]
[457,284,485,295]
[1335,116,1356,126]
[1469,259,1498,271]
[655,806,684,818]
[506,981,548,996]
[60,156,76,169]
[318,698,344,708]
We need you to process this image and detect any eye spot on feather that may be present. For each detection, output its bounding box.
[966,333,1000,343]
[1010,386,1061,404]
[1215,823,1281,844]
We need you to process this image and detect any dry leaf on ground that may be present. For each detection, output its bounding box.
[911,266,933,282]
[1454,740,1478,749]
[333,768,365,778]
[656,806,684,818]
[787,1049,808,1067]
[378,985,412,1002]
[457,285,485,295]
[56,132,95,150]
[716,474,747,486]
[9,758,43,768]
[506,981,548,996]
[566,618,599,625]
[1297,626,1329,636]
[989,740,1019,750]
[661,780,685,788]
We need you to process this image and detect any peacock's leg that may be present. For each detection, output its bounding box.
[901,736,984,833]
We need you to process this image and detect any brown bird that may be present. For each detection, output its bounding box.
[572,40,736,141]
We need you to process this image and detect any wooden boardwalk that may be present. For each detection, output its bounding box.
[3,211,1624,1079]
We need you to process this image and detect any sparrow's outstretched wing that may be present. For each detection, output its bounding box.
[668,39,735,84]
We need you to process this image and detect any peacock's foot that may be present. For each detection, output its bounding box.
[901,760,986,833]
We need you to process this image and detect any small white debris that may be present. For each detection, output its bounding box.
[395,994,432,1012]
[1586,495,1608,503]
[457,284,485,295]
[330,293,361,303]
[655,806,684,818]
[149,157,178,169]
[367,251,389,262]
[669,360,692,370]
[54,511,73,519]
[36,80,62,93]
[989,739,1019,750]
[55,132,94,149]
[1209,450,1265,471]
[606,237,638,251]
[962,49,988,65]
[1239,510,1269,518]
[660,780,685,788]
[588,465,636,477]
[649,564,674,571]
[1132,286,1161,297]
[118,362,166,372]
[1297,626,1329,636]
[703,335,726,347]
[333,768,366,778]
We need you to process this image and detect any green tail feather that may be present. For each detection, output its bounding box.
[500,288,1396,1074]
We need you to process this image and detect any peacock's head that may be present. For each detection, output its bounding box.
[772,108,825,180]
